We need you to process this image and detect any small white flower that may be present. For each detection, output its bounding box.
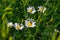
[7,22,13,27]
[25,19,36,28]
[27,6,36,14]
[38,6,46,13]
[13,23,24,30]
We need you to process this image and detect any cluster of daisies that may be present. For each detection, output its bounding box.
[27,6,46,14]
[7,19,36,30]
[7,6,46,30]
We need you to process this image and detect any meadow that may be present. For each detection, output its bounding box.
[0,0,60,40]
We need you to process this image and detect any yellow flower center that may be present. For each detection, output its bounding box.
[29,9,33,13]
[27,21,32,27]
[17,25,20,30]
[39,7,44,12]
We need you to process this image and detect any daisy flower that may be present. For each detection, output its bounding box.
[7,22,13,27]
[13,23,24,30]
[38,6,46,13]
[25,19,36,28]
[27,6,36,14]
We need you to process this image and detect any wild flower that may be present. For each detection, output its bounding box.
[38,6,46,13]
[25,19,36,28]
[7,22,13,28]
[13,23,24,30]
[27,6,36,14]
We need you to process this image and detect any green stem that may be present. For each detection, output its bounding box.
[27,28,31,40]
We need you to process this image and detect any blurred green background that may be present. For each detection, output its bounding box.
[0,0,60,40]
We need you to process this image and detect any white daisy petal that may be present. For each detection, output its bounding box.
[20,24,24,30]
[31,10,36,14]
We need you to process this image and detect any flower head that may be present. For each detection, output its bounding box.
[38,6,46,13]
[7,22,13,27]
[25,19,36,28]
[27,6,36,14]
[13,23,24,30]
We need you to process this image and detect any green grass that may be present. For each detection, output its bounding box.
[0,0,60,40]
